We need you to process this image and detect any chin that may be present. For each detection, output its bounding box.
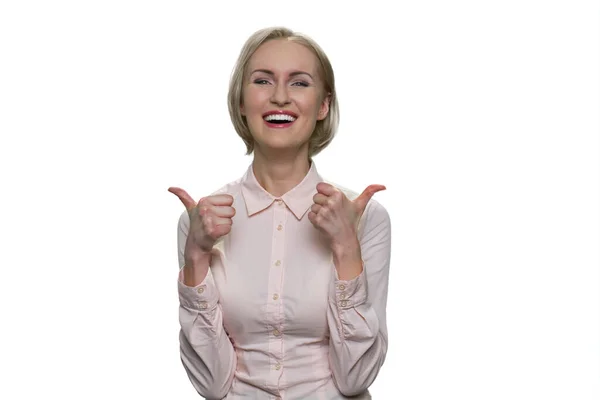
[255,137,308,153]
[261,141,303,152]
[254,131,306,145]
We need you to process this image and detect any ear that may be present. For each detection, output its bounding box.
[240,102,245,117]
[317,93,331,121]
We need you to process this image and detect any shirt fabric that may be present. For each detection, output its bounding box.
[176,160,392,400]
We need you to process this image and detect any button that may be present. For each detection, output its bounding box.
[275,363,281,370]
[272,293,279,300]
[340,300,348,307]
[199,301,208,310]
[340,293,347,299]
[197,287,204,294]
[273,329,281,337]
[338,284,346,290]
[274,260,281,266]
[277,224,283,231]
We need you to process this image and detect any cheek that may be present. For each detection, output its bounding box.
[243,88,269,113]
[294,93,323,115]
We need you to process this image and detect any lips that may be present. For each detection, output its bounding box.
[262,110,298,118]
[262,110,297,127]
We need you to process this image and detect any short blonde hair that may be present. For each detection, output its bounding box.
[227,27,339,157]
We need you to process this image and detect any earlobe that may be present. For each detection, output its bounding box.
[240,103,245,116]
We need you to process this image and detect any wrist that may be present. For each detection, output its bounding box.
[184,248,211,267]
[182,250,211,287]
[331,236,363,280]
[331,235,361,260]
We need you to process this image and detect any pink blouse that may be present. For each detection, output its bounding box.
[176,161,391,399]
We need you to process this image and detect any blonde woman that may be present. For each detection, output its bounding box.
[169,26,392,400]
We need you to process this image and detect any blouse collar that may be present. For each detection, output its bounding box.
[241,160,322,220]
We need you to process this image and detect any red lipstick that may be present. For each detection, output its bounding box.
[262,110,298,128]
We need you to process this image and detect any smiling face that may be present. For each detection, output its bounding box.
[240,39,330,157]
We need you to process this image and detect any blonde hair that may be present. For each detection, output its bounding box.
[227,27,339,157]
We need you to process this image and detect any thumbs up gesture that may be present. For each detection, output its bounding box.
[168,187,236,257]
[308,182,386,251]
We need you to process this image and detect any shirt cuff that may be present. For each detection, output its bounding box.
[178,267,219,312]
[333,266,368,309]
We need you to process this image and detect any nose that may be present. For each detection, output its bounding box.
[270,82,291,106]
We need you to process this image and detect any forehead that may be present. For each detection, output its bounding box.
[247,39,319,75]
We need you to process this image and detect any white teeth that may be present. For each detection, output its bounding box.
[264,114,297,122]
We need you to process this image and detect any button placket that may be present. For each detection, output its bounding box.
[267,201,287,387]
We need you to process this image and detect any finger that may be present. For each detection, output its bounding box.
[202,215,233,238]
[312,193,329,205]
[168,187,196,210]
[307,210,328,231]
[205,222,232,239]
[307,211,317,226]
[353,184,386,214]
[214,206,236,218]
[310,203,322,214]
[199,205,236,218]
[215,224,232,237]
[316,182,337,196]
[203,215,233,227]
[203,194,234,207]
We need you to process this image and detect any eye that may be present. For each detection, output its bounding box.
[253,79,270,85]
[292,81,309,87]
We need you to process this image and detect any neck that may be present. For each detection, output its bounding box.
[251,148,311,197]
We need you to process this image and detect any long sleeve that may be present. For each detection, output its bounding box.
[326,199,392,396]
[176,211,237,400]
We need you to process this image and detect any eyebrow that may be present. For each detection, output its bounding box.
[250,69,314,79]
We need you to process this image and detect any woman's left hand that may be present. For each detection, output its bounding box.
[308,182,386,251]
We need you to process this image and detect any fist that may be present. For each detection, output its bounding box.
[308,182,386,247]
[168,187,236,254]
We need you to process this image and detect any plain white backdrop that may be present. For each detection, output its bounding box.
[0,1,598,399]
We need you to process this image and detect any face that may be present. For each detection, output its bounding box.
[240,39,330,156]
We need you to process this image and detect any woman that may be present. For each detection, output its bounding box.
[168,26,392,400]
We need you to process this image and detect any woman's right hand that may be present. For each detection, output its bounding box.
[168,187,236,259]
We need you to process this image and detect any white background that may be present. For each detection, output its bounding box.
[1,1,598,399]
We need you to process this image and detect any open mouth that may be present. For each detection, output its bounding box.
[263,114,297,127]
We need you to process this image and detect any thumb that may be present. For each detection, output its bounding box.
[353,184,386,216]
[167,186,196,210]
